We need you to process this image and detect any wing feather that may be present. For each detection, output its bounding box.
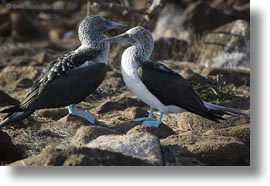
[137,60,224,122]
[17,48,102,111]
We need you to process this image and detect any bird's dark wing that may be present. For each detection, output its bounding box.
[35,49,101,84]
[17,48,103,111]
[137,60,224,122]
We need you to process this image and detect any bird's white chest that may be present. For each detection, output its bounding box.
[121,49,185,113]
[96,43,110,64]
[121,50,163,110]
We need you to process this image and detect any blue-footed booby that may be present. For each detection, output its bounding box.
[0,15,128,127]
[101,26,248,127]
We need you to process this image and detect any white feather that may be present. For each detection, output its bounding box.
[203,101,248,115]
[121,47,185,113]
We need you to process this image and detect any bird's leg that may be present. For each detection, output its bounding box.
[68,104,95,124]
[142,112,163,127]
[131,107,155,122]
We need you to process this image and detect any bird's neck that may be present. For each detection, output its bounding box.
[123,43,153,63]
[78,33,110,64]
[121,44,153,73]
[79,32,106,48]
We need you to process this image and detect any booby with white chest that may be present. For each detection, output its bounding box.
[101,26,248,127]
[0,15,128,127]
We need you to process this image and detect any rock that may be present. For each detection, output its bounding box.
[10,146,150,166]
[95,100,121,114]
[161,145,200,166]
[57,114,92,128]
[178,68,212,86]
[127,125,176,139]
[153,1,243,40]
[177,112,249,132]
[205,124,250,147]
[122,107,148,120]
[38,108,69,121]
[16,78,33,89]
[58,114,87,123]
[0,9,11,37]
[70,125,119,147]
[108,44,129,69]
[8,56,32,66]
[210,0,250,19]
[110,121,141,134]
[49,28,66,43]
[152,3,185,40]
[161,132,249,165]
[0,131,24,164]
[202,67,250,87]
[10,12,43,41]
[87,132,163,165]
[197,20,250,69]
[210,0,250,10]
[0,66,39,89]
[183,2,238,35]
[95,93,145,114]
[0,90,19,107]
[152,37,188,60]
[0,39,34,67]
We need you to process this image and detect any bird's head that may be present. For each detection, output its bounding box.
[100,26,154,59]
[100,26,154,46]
[78,15,128,46]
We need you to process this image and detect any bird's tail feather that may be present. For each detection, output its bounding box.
[0,105,21,113]
[203,101,249,116]
[188,105,224,123]
[0,110,34,128]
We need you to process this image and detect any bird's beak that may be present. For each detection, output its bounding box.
[105,20,129,30]
[101,33,130,44]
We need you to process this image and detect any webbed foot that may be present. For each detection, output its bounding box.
[68,105,95,124]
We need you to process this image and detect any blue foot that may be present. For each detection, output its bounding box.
[142,120,161,127]
[68,105,95,124]
[142,112,163,127]
[131,117,156,122]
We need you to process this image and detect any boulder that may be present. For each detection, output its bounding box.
[0,66,39,90]
[110,121,141,134]
[37,108,69,121]
[121,107,148,120]
[0,131,24,164]
[95,93,145,114]
[10,146,150,166]
[161,132,249,165]
[0,9,11,37]
[152,2,241,40]
[87,132,162,165]
[152,2,185,40]
[183,2,239,34]
[152,37,188,60]
[205,124,250,147]
[177,112,250,132]
[70,125,119,147]
[10,12,43,41]
[202,67,250,87]
[197,20,250,69]
[127,125,176,139]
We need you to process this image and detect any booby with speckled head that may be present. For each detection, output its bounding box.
[0,15,128,127]
[101,26,248,127]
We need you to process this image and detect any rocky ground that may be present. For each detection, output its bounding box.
[0,0,250,166]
